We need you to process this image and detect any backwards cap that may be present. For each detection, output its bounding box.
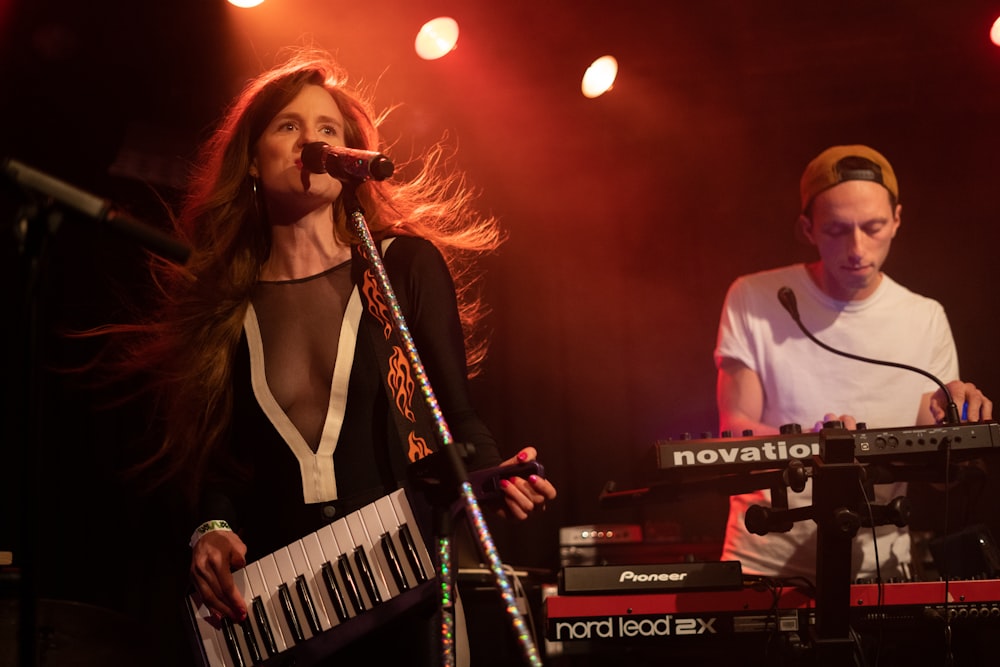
[799,145,898,213]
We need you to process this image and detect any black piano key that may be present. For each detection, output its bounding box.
[272,546,317,642]
[251,596,279,658]
[399,523,429,583]
[294,574,323,635]
[354,547,383,605]
[237,618,261,665]
[221,617,246,667]
[321,561,350,622]
[357,502,398,599]
[380,532,409,592]
[337,553,366,613]
[277,583,305,644]
[289,539,332,632]
[231,568,263,663]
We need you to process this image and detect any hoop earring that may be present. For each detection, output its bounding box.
[250,175,262,219]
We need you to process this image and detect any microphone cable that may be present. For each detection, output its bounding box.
[777,286,962,425]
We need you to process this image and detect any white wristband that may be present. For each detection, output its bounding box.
[189,519,233,548]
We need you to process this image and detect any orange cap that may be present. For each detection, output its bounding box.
[799,145,898,213]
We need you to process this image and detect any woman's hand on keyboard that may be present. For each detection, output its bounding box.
[191,529,249,623]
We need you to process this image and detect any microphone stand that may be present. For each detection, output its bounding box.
[778,286,962,425]
[3,161,191,667]
[10,198,49,667]
[3,159,190,265]
[340,182,541,667]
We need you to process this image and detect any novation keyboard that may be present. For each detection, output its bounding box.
[654,420,1000,478]
[188,488,435,667]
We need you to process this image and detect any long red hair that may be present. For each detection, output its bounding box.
[91,48,502,503]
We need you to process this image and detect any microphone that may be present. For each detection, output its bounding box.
[3,157,190,264]
[301,142,394,182]
[777,286,962,424]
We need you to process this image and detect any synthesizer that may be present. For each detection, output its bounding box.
[188,488,435,667]
[653,420,1000,478]
[559,561,743,595]
[187,460,543,667]
[545,578,1000,642]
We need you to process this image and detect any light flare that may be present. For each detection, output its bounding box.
[582,55,618,98]
[415,17,460,60]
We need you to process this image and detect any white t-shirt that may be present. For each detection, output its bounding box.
[715,264,959,581]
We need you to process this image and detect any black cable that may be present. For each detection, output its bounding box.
[941,441,954,667]
[849,625,871,667]
[744,575,809,664]
[858,478,884,667]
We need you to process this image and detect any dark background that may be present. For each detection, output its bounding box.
[2,0,1000,663]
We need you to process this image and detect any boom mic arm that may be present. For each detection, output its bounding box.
[777,286,962,425]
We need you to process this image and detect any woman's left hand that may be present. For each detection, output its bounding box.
[496,446,557,520]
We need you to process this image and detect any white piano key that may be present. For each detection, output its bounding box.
[188,596,230,667]
[360,501,405,596]
[245,560,288,655]
[273,546,317,641]
[389,488,435,582]
[331,517,375,612]
[374,493,418,590]
[346,508,392,604]
[258,552,300,649]
[293,535,335,631]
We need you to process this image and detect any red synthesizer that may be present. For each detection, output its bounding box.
[545,578,1000,642]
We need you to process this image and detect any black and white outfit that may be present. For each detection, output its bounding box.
[196,235,501,665]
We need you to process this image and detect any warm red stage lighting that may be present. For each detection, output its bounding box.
[228,0,265,7]
[415,17,459,60]
[581,55,618,98]
[991,15,1000,47]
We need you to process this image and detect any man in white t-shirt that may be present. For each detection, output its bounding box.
[715,144,993,582]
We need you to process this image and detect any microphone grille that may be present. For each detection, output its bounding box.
[777,286,800,320]
[370,156,395,181]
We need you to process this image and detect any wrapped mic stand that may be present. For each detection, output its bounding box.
[341,183,541,667]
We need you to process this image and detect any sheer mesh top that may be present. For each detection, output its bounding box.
[250,259,353,451]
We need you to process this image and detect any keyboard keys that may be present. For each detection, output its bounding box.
[389,488,434,583]
[189,490,434,665]
[245,560,287,656]
[288,538,330,633]
[258,553,298,648]
[348,508,392,604]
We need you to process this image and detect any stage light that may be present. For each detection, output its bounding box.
[581,55,618,98]
[991,15,1000,47]
[415,17,459,60]
[228,0,265,7]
